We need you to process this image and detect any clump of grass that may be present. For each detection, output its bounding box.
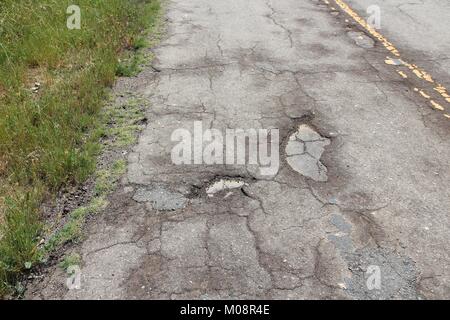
[104,97,148,147]
[38,93,148,269]
[116,34,154,77]
[94,160,127,196]
[116,54,146,77]
[59,253,81,271]
[0,190,42,293]
[0,0,161,296]
[43,197,108,254]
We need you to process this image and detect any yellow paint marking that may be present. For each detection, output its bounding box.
[332,0,400,55]
[405,65,435,83]
[385,59,396,65]
[435,85,446,93]
[431,100,444,111]
[444,114,450,119]
[397,71,407,79]
[419,90,431,99]
[423,74,433,83]
[385,57,404,66]
[331,0,450,105]
[413,69,423,79]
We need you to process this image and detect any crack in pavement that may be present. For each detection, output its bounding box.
[265,0,294,48]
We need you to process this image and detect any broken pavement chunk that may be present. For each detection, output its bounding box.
[285,124,330,182]
[206,179,246,196]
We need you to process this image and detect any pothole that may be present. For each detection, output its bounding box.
[133,184,187,211]
[285,124,330,182]
[326,213,418,299]
[206,178,248,197]
[347,31,374,49]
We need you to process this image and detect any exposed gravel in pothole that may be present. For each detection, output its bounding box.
[133,184,187,211]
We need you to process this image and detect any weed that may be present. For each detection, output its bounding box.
[59,253,81,271]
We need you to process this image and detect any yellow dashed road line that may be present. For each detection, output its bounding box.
[431,100,444,111]
[419,90,430,99]
[328,0,450,120]
[397,70,408,79]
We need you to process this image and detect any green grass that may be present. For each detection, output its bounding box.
[59,252,81,271]
[104,97,148,147]
[43,196,108,254]
[0,0,161,296]
[95,159,127,196]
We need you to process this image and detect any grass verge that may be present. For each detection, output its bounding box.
[0,0,160,296]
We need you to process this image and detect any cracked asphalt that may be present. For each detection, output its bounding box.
[30,0,450,299]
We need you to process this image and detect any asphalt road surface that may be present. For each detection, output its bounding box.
[29,0,450,299]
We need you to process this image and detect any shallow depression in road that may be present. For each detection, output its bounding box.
[133,184,187,211]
